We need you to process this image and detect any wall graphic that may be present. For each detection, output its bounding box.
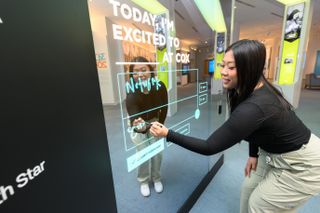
[156,13,169,88]
[214,32,226,79]
[96,52,108,69]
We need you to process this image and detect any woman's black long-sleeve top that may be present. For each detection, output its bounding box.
[167,85,311,157]
[126,81,168,125]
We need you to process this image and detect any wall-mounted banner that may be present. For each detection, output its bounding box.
[214,32,226,79]
[156,13,169,88]
[278,3,304,85]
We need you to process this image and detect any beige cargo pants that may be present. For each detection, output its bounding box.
[130,118,162,184]
[240,134,320,213]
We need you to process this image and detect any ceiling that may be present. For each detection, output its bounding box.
[235,0,320,40]
[235,0,284,40]
[168,0,286,47]
[172,0,214,49]
[175,0,320,47]
[89,0,320,49]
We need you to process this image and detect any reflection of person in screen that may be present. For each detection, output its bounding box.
[150,40,320,212]
[285,9,303,41]
[126,56,168,197]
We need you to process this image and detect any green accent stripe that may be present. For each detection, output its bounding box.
[279,39,300,85]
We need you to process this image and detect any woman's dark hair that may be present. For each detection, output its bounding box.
[129,56,154,78]
[226,39,292,111]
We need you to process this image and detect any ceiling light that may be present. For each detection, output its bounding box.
[131,0,167,14]
[194,0,227,32]
[276,0,306,5]
[236,0,255,8]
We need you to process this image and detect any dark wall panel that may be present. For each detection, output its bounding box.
[0,0,117,212]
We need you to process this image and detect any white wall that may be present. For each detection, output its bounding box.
[89,9,115,105]
[195,45,214,81]
[88,6,126,105]
[263,37,281,80]
[105,17,126,104]
[232,21,240,44]
[303,22,320,75]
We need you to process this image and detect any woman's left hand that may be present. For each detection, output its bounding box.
[150,122,169,137]
[245,157,258,177]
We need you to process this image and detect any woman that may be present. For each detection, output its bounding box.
[150,40,320,212]
[126,56,168,197]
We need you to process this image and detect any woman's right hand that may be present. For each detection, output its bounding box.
[150,122,169,137]
[245,157,257,177]
[133,117,146,131]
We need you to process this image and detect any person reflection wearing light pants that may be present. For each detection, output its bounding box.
[150,40,320,212]
[126,56,168,197]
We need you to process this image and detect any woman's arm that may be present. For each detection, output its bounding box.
[151,102,265,155]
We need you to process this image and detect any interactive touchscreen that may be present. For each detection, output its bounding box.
[87,0,225,212]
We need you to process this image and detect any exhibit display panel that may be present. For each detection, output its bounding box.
[88,0,226,212]
[279,2,305,85]
[0,0,117,212]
